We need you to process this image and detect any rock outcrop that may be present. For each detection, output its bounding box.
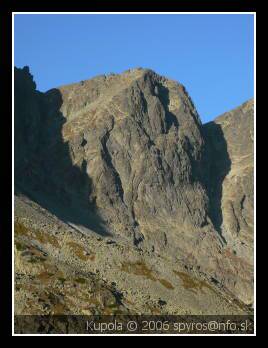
[14,67,254,309]
[204,100,254,261]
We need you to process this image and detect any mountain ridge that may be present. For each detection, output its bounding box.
[14,66,254,315]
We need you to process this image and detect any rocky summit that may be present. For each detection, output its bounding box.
[14,66,254,316]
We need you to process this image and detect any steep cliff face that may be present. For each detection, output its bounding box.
[14,67,254,306]
[58,69,211,246]
[204,100,254,264]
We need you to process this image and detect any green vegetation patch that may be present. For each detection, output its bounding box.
[121,261,174,290]
[75,277,87,284]
[15,241,27,251]
[15,221,30,237]
[67,241,95,261]
[173,270,216,294]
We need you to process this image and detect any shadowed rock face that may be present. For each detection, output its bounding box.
[14,67,44,175]
[14,67,254,305]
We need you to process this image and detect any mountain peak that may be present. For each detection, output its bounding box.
[14,66,254,313]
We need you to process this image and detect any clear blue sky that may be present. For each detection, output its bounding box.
[14,14,254,123]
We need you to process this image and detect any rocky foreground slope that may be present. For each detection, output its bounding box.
[14,66,254,316]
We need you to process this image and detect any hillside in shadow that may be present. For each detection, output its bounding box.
[202,121,231,242]
[14,66,110,236]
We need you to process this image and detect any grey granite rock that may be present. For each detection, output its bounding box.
[14,67,254,308]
